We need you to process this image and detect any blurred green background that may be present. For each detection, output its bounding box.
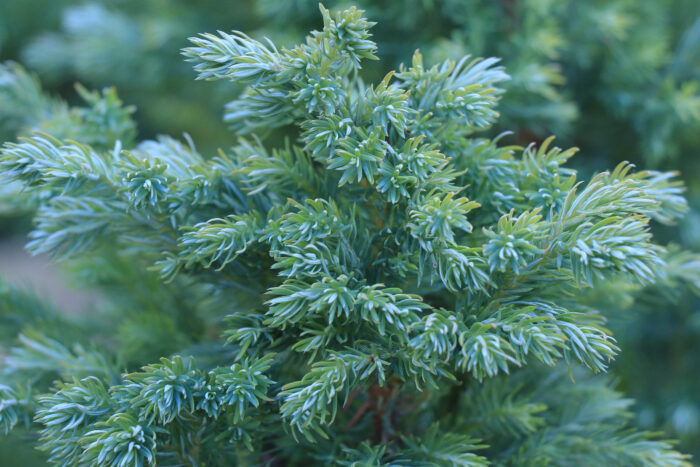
[1,0,699,463]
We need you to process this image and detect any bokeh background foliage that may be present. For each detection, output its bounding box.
[0,0,699,463]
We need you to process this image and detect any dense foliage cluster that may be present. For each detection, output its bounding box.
[255,0,700,167]
[3,0,698,165]
[0,3,698,465]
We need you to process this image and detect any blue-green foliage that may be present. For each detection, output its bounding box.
[0,4,695,465]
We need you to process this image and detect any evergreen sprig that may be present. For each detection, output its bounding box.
[0,4,693,465]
